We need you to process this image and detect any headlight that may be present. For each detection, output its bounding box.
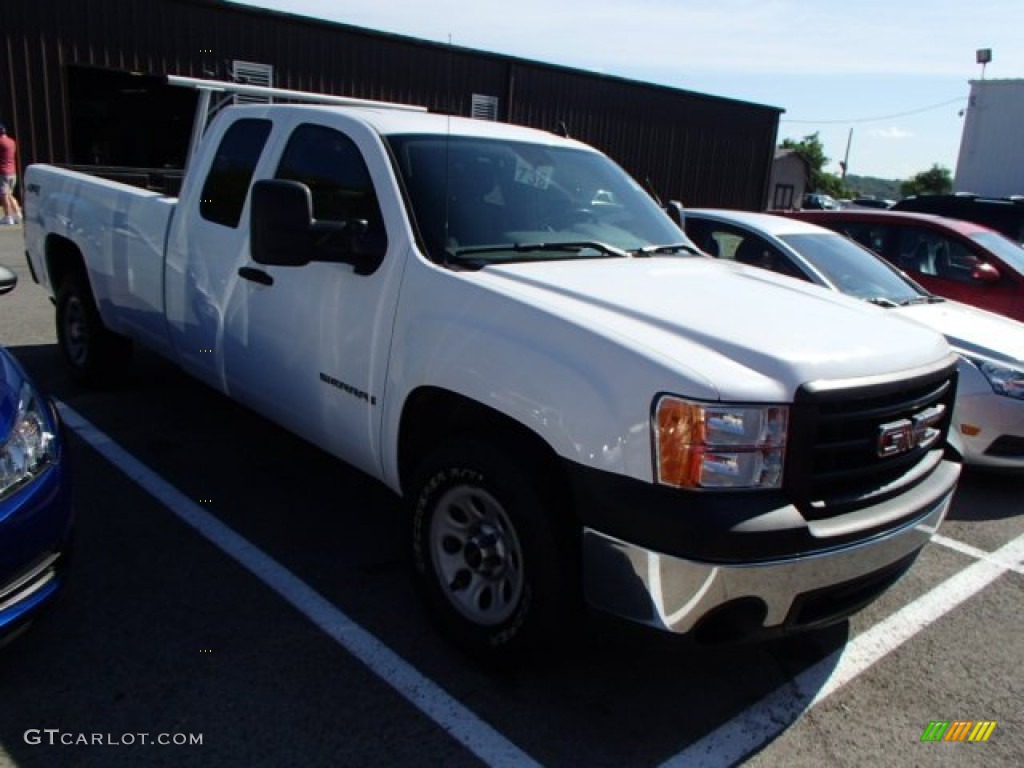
[0,382,58,499]
[653,396,787,489]
[976,360,1024,400]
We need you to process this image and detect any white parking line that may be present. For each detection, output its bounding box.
[660,532,1024,768]
[57,402,542,768]
[932,533,1024,575]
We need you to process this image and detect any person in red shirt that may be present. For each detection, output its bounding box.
[0,123,22,225]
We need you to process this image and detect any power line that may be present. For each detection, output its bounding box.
[781,96,967,125]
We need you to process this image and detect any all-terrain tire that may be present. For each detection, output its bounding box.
[409,437,578,663]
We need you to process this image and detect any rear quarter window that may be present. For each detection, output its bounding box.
[199,119,273,228]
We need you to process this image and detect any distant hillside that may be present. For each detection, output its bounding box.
[844,174,902,201]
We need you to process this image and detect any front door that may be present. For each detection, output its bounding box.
[220,118,404,477]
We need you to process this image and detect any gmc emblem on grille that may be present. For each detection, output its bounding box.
[877,404,946,457]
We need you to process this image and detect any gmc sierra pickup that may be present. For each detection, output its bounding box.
[23,77,960,660]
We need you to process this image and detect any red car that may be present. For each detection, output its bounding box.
[782,209,1024,322]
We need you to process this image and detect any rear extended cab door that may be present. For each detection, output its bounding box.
[164,108,413,479]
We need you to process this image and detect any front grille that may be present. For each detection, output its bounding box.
[785,360,958,519]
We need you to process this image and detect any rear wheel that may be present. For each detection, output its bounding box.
[56,272,131,386]
[409,437,577,662]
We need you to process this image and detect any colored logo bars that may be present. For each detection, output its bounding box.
[920,721,997,742]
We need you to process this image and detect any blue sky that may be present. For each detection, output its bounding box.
[231,1,1023,181]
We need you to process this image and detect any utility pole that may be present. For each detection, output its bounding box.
[840,128,853,179]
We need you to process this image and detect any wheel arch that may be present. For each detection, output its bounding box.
[45,234,88,295]
[397,386,576,521]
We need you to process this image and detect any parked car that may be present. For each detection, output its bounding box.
[685,209,1024,469]
[0,266,73,644]
[892,194,1024,244]
[782,209,1024,323]
[849,197,894,209]
[801,193,840,210]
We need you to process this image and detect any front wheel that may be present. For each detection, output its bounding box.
[56,272,131,386]
[409,438,578,662]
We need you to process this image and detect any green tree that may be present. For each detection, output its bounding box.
[900,165,953,197]
[779,132,850,198]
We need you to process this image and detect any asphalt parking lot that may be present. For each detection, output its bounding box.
[0,225,1021,767]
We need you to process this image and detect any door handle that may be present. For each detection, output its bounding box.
[238,266,274,286]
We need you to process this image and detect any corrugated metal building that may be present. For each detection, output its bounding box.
[955,79,1024,197]
[1,0,782,208]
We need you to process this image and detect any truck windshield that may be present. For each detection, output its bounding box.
[386,134,693,266]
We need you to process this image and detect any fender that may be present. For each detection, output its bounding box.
[380,263,722,491]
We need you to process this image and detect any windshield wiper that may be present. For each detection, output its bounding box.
[897,296,945,306]
[630,243,702,257]
[866,297,901,308]
[451,240,631,259]
[867,295,945,308]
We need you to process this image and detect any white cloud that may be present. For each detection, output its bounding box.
[868,127,915,140]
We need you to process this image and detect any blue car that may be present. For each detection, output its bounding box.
[0,265,73,642]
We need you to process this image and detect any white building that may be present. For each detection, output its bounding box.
[954,79,1024,197]
[766,149,810,210]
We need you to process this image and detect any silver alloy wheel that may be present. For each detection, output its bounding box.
[429,485,525,626]
[62,295,89,366]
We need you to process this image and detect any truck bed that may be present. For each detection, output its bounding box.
[25,164,178,353]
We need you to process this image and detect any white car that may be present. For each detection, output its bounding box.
[685,209,1024,469]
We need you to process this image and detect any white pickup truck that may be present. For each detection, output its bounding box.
[24,78,961,660]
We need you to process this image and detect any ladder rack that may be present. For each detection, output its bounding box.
[166,74,428,169]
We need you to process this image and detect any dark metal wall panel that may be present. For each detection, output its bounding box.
[266,24,509,117]
[3,0,64,169]
[507,63,779,209]
[2,0,780,209]
[495,60,778,209]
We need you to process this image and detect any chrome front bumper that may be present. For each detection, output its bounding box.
[582,489,953,640]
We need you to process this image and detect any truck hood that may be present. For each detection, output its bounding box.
[475,257,952,401]
[893,299,1024,365]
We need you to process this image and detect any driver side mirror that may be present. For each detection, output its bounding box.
[664,200,686,230]
[0,265,16,296]
[251,180,316,267]
[972,262,1001,283]
[250,180,386,274]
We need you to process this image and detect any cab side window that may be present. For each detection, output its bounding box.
[275,124,386,245]
[838,222,889,258]
[894,227,978,282]
[199,119,273,228]
[934,238,981,283]
[894,228,936,275]
[732,232,806,279]
[685,221,809,281]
